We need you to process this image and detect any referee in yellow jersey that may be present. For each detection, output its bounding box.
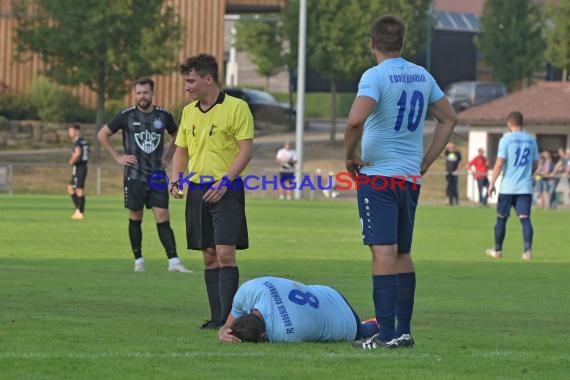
[171,54,254,330]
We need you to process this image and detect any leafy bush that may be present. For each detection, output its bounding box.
[169,102,190,124]
[104,99,127,121]
[0,92,38,120]
[26,76,94,123]
[60,95,94,123]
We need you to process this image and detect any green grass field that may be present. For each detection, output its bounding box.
[1,195,569,379]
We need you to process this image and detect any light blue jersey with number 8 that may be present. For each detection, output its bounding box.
[357,57,444,183]
[497,131,539,194]
[230,277,357,342]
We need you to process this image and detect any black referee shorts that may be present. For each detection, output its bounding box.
[185,179,248,250]
[70,165,88,189]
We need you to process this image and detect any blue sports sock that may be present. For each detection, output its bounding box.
[520,217,533,251]
[359,320,379,339]
[396,272,416,337]
[372,274,399,342]
[494,217,507,251]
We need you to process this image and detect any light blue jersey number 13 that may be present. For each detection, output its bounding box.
[514,146,530,167]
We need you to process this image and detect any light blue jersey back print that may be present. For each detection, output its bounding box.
[498,131,539,194]
[357,58,444,183]
[230,277,357,342]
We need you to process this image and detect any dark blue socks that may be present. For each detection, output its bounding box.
[396,272,416,336]
[373,274,399,342]
[494,217,507,251]
[359,320,379,339]
[520,217,533,251]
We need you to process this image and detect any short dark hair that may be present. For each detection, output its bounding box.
[68,123,80,130]
[507,111,524,127]
[371,15,406,53]
[134,77,155,91]
[179,54,218,83]
[230,314,265,343]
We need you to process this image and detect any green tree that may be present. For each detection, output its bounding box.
[387,0,432,60]
[282,0,430,142]
[544,0,570,81]
[14,0,183,158]
[305,0,378,142]
[235,19,286,91]
[477,0,543,90]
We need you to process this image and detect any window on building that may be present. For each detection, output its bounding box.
[487,133,503,165]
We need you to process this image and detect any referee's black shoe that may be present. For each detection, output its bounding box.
[200,320,224,330]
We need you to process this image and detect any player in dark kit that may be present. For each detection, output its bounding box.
[67,124,89,220]
[97,77,191,273]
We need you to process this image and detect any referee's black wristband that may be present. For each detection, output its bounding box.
[169,180,180,192]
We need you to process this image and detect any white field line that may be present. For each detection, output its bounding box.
[0,351,434,360]
[1,350,564,361]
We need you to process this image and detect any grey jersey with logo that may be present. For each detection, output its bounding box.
[107,106,177,180]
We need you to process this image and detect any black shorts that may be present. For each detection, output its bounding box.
[185,179,248,250]
[279,171,295,181]
[124,177,169,211]
[70,165,88,189]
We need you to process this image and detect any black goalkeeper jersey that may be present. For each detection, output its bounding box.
[107,106,178,180]
[72,137,89,167]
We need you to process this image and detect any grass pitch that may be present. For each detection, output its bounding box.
[1,195,569,379]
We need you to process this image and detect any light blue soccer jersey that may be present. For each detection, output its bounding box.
[357,58,444,184]
[497,131,539,194]
[230,277,357,342]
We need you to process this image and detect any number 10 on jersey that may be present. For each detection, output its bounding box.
[394,90,425,132]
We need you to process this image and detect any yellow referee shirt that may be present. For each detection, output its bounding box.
[175,92,254,182]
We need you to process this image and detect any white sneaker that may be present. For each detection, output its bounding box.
[134,262,145,272]
[168,263,192,273]
[486,248,503,259]
[521,250,533,261]
[71,210,84,220]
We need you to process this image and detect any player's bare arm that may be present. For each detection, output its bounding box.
[170,147,189,198]
[162,131,178,167]
[203,139,252,204]
[344,96,376,179]
[218,314,241,343]
[68,147,81,165]
[488,158,505,196]
[421,97,458,174]
[97,125,138,166]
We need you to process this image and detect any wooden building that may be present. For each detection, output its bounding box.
[0,0,286,109]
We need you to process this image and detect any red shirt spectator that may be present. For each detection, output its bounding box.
[468,149,489,180]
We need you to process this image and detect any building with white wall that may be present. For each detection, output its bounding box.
[458,81,570,205]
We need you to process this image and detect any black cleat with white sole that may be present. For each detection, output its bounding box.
[396,333,415,348]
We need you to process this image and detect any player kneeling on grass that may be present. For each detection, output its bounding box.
[218,276,382,346]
